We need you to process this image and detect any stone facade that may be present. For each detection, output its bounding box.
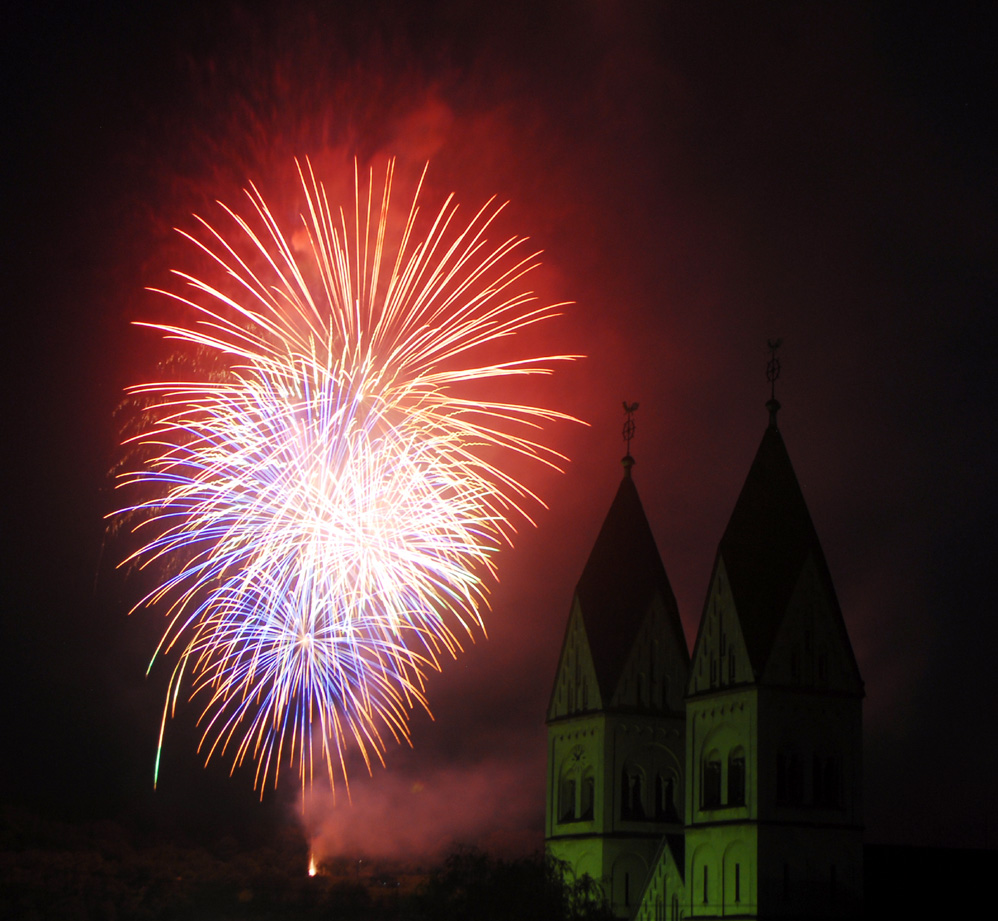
[547,412,864,920]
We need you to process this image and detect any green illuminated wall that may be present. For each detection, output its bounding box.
[550,418,864,920]
[546,471,688,918]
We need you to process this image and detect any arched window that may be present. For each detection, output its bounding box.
[580,771,595,820]
[621,765,645,820]
[703,753,721,808]
[559,777,576,822]
[728,748,746,806]
[612,854,644,914]
[655,772,679,821]
[778,751,803,805]
[559,746,592,823]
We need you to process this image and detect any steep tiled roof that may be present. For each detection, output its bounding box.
[718,421,839,676]
[574,471,682,700]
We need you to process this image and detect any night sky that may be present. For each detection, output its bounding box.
[3,1,996,860]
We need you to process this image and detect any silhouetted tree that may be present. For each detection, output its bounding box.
[415,848,614,921]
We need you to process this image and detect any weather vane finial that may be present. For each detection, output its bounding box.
[622,401,639,474]
[766,338,782,428]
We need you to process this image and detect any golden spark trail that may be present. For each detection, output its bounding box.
[116,159,578,795]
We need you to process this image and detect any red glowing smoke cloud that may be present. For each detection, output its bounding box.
[305,748,546,862]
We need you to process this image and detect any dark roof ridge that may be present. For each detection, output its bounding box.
[718,424,839,675]
[575,473,683,699]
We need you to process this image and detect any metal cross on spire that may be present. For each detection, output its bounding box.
[622,401,639,474]
[766,337,782,428]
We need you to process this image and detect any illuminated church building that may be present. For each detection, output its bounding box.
[546,391,864,919]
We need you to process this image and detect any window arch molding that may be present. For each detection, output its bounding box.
[558,744,593,823]
[619,742,681,822]
[697,724,746,810]
[702,748,722,809]
[620,760,647,820]
[728,745,746,807]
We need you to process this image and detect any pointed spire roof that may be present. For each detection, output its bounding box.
[717,416,841,676]
[575,469,682,700]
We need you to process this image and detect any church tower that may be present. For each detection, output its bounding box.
[683,391,865,919]
[546,410,690,919]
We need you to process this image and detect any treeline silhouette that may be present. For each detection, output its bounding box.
[1,806,613,920]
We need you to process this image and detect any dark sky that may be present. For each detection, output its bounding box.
[3,1,996,857]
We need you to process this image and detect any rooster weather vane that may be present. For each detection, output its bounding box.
[767,337,782,427]
[622,401,639,472]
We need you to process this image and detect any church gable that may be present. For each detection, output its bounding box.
[610,591,689,712]
[688,558,752,696]
[762,552,864,694]
[635,835,686,921]
[715,423,833,676]
[548,393,865,920]
[573,473,684,702]
[547,597,603,720]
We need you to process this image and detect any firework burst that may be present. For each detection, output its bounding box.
[116,159,576,795]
